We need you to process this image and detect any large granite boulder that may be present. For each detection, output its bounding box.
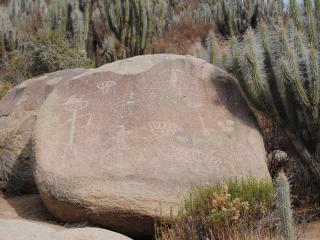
[0,218,132,240]
[0,69,87,194]
[35,54,270,239]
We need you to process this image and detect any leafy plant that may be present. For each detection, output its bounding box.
[156,178,277,240]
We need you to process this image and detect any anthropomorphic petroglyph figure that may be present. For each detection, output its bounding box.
[60,95,92,163]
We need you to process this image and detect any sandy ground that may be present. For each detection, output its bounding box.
[300,221,320,240]
[0,193,65,231]
[0,193,319,239]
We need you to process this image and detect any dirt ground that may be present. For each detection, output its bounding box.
[0,194,319,239]
[0,193,65,231]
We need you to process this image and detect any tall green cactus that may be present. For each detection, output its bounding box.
[276,171,295,240]
[99,0,166,58]
[0,19,5,58]
[228,0,320,184]
[201,0,286,37]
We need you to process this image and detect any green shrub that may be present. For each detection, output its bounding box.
[0,31,93,85]
[156,178,278,240]
[0,81,12,100]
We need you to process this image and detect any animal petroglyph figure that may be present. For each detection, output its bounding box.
[60,96,92,163]
[97,80,117,95]
[110,100,135,119]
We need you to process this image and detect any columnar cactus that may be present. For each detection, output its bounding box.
[228,0,320,184]
[205,0,286,37]
[0,18,5,58]
[276,171,295,240]
[100,0,166,58]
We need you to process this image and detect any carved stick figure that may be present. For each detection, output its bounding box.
[60,96,92,162]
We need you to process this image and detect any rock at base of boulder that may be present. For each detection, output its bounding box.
[0,69,87,194]
[60,228,133,240]
[0,218,132,240]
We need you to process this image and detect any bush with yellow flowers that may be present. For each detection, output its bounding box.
[156,178,278,240]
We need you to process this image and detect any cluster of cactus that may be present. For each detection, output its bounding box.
[177,3,213,24]
[275,171,295,240]
[201,0,287,37]
[97,0,166,58]
[167,0,287,37]
[0,0,90,58]
[228,0,320,184]
[0,18,17,58]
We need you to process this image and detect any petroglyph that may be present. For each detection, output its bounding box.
[97,80,117,95]
[162,70,204,108]
[63,95,89,112]
[60,95,92,163]
[191,149,224,170]
[217,120,236,133]
[110,100,135,119]
[143,122,183,137]
[198,112,208,136]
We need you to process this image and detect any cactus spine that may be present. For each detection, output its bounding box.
[276,171,295,240]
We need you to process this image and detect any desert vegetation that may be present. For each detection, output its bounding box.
[1,0,320,239]
[156,175,297,240]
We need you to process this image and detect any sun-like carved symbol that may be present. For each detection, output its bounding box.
[144,121,183,137]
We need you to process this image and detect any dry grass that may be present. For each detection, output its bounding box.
[156,178,285,240]
[0,81,12,100]
[0,31,93,86]
[146,18,212,55]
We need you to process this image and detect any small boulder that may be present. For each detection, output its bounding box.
[0,69,87,194]
[0,218,132,240]
[0,218,62,240]
[60,228,132,240]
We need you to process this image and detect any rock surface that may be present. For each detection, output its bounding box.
[0,69,87,194]
[60,228,132,240]
[35,54,270,239]
[0,193,62,229]
[0,218,61,240]
[0,218,132,240]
